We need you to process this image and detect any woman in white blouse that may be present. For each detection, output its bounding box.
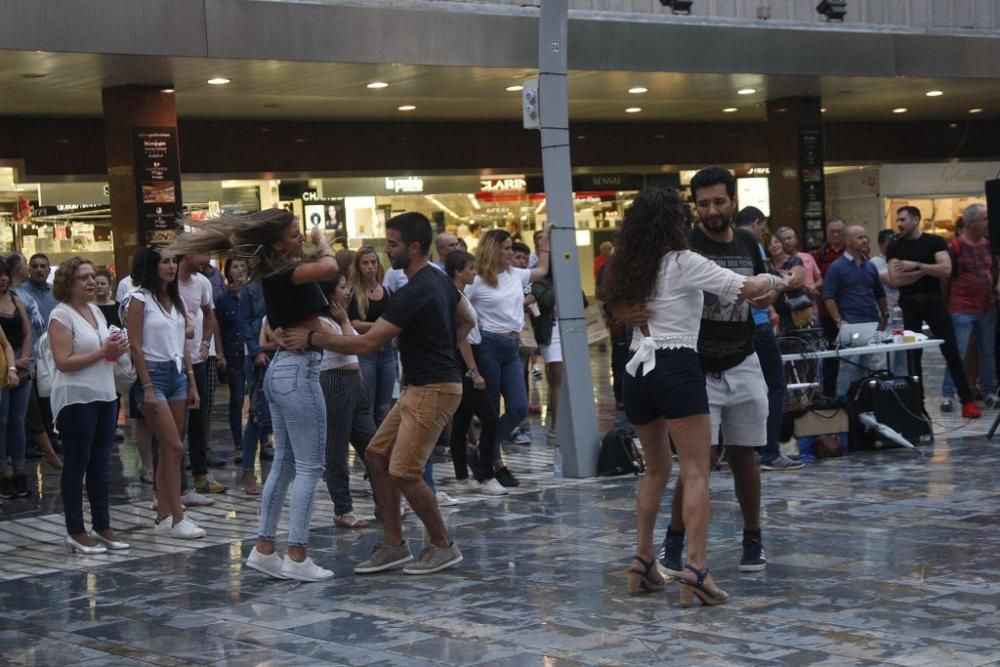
[465,229,549,488]
[49,258,130,554]
[606,188,781,605]
[127,246,204,540]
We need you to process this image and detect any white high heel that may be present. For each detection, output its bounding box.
[65,535,108,555]
[91,531,131,550]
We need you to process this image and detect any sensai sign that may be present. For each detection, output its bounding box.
[480,178,526,193]
[384,177,424,193]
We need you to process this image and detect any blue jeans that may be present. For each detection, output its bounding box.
[359,342,396,426]
[752,324,786,463]
[58,400,117,535]
[943,311,997,398]
[257,350,326,548]
[226,356,246,449]
[0,375,32,472]
[242,361,271,472]
[478,331,528,443]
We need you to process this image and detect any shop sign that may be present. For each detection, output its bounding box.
[301,189,320,201]
[132,127,183,245]
[798,128,826,251]
[480,178,526,193]
[33,203,111,217]
[384,177,424,193]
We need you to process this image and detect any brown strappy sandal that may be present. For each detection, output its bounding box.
[627,555,666,594]
[677,563,730,607]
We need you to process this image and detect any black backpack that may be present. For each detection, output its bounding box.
[597,427,645,476]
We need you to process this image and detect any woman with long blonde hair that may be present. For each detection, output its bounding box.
[348,246,395,425]
[465,228,549,488]
[169,208,339,582]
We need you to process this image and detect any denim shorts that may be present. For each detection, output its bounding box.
[133,360,188,405]
[623,348,709,425]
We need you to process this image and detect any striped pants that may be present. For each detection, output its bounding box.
[319,368,377,515]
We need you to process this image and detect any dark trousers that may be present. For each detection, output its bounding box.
[226,358,245,449]
[610,327,629,406]
[319,368,377,515]
[820,316,839,397]
[59,400,117,535]
[900,294,974,403]
[753,324,786,462]
[451,346,499,481]
[186,361,209,476]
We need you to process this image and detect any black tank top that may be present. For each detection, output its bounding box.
[0,297,25,352]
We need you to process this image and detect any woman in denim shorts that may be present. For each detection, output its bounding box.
[605,188,782,606]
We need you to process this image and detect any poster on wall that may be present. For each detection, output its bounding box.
[798,128,827,251]
[132,127,183,245]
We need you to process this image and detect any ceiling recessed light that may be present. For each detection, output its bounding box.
[722,107,738,113]
[925,90,943,97]
[821,107,828,113]
[292,138,307,144]
[21,73,48,79]
[505,85,523,92]
[398,104,416,111]
[737,88,757,95]
[161,88,175,94]
[969,108,984,114]
[207,77,231,85]
[628,87,648,94]
[625,107,642,113]
[367,81,389,89]
[892,107,908,114]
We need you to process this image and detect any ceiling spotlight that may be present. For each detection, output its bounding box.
[658,0,694,15]
[207,77,231,85]
[737,88,757,95]
[821,107,828,113]
[398,104,416,111]
[722,107,738,113]
[628,87,648,94]
[892,107,908,114]
[816,0,847,21]
[969,108,984,114]
[625,107,642,113]
[366,81,389,89]
[925,90,943,97]
[161,88,175,94]
[505,85,523,92]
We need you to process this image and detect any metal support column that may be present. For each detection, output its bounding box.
[537,0,599,477]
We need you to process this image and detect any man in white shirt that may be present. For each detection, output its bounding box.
[178,254,226,494]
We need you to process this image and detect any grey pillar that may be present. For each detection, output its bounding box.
[537,0,599,478]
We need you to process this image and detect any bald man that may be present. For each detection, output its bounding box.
[594,241,613,283]
[822,226,887,397]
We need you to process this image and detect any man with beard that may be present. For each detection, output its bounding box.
[660,167,795,573]
[278,212,476,575]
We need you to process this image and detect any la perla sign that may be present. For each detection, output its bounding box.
[384,177,424,193]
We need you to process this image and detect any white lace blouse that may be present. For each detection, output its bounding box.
[48,303,117,421]
[627,250,746,376]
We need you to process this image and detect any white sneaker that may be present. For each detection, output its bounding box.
[153,516,174,535]
[246,546,288,579]
[479,478,509,496]
[511,428,531,445]
[180,490,214,507]
[150,498,187,511]
[169,517,206,539]
[435,490,460,507]
[454,478,480,494]
[281,556,334,582]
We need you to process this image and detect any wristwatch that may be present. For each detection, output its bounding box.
[465,368,479,379]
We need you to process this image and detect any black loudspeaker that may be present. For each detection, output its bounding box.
[848,372,932,450]
[987,178,1000,256]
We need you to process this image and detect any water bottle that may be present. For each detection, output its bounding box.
[106,326,123,361]
[552,443,563,479]
[889,306,904,344]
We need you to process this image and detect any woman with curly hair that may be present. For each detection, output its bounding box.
[605,187,781,605]
[50,257,131,553]
[465,228,549,487]
[168,209,338,582]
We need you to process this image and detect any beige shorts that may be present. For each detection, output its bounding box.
[705,353,768,447]
[367,382,463,481]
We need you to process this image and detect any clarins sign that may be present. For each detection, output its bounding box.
[480,178,527,192]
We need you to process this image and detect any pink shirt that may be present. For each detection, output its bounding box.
[797,252,822,288]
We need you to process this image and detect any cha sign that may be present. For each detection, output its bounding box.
[384,177,424,193]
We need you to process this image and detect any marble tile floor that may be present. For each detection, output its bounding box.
[1,346,999,665]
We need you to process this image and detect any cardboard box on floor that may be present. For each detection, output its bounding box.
[794,408,849,436]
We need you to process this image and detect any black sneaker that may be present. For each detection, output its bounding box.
[494,466,520,488]
[13,473,30,498]
[0,476,14,499]
[659,530,684,576]
[205,451,226,468]
[261,445,275,461]
[740,535,767,572]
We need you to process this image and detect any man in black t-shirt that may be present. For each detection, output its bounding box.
[278,212,475,576]
[663,167,801,576]
[886,206,980,418]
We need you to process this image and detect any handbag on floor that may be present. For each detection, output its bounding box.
[597,426,645,476]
